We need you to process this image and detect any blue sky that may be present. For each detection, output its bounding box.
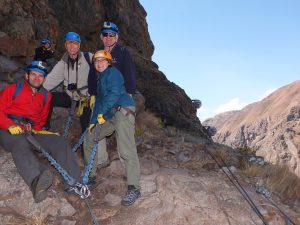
[140,0,300,121]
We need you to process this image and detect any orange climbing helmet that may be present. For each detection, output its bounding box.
[93,50,112,61]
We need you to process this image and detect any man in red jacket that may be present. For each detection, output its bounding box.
[0,61,81,203]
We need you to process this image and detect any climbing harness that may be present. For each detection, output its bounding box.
[63,88,90,138]
[204,144,269,225]
[77,96,90,117]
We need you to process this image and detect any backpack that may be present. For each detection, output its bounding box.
[13,81,49,105]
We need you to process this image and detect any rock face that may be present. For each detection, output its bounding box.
[205,81,300,176]
[0,149,76,224]
[0,0,205,134]
[1,129,298,224]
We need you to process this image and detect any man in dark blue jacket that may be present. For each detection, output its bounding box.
[88,21,136,97]
[88,22,138,170]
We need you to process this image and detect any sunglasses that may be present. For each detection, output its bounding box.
[102,33,116,37]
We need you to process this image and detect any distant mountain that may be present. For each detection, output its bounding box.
[203,110,239,131]
[204,81,300,176]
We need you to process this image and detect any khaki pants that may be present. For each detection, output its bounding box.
[97,138,108,165]
[83,107,140,187]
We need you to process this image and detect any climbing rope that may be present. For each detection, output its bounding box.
[82,124,101,185]
[84,198,100,225]
[26,128,101,225]
[71,128,88,153]
[255,185,297,225]
[27,133,76,186]
[204,144,269,225]
[63,99,77,138]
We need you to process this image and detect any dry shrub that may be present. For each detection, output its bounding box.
[240,163,300,200]
[240,163,264,177]
[206,146,239,168]
[264,164,300,199]
[212,148,231,166]
[135,110,162,135]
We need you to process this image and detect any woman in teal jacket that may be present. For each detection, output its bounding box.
[84,50,140,206]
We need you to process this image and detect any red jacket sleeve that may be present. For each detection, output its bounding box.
[0,84,18,130]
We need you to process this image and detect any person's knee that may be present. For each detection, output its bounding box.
[9,137,31,152]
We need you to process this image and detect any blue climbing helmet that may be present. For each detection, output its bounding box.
[101,21,119,35]
[26,61,48,76]
[41,39,51,45]
[64,32,81,43]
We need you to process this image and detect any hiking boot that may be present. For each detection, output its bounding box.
[31,170,53,203]
[121,185,141,206]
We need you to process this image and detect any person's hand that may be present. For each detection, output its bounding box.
[8,125,24,135]
[97,114,106,124]
[90,95,96,109]
[72,91,80,101]
[32,130,60,135]
[88,124,95,133]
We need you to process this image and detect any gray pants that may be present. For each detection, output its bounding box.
[83,107,140,187]
[0,131,81,188]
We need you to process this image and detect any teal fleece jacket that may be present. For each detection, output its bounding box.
[90,66,135,124]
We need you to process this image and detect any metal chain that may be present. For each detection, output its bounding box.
[63,100,77,138]
[27,131,100,225]
[71,128,88,153]
[84,198,100,225]
[63,117,73,138]
[82,144,98,185]
[26,134,76,186]
[82,124,101,185]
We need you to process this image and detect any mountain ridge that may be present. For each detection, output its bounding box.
[204,80,300,176]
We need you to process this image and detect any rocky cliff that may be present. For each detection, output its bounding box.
[204,81,300,176]
[0,0,206,135]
